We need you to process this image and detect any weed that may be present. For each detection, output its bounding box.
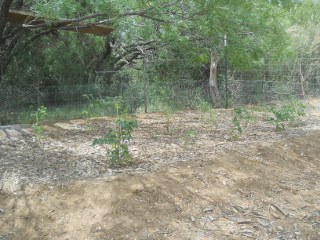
[180,129,198,148]
[234,107,254,127]
[230,107,254,139]
[197,98,211,119]
[162,110,174,132]
[268,98,306,131]
[32,105,47,139]
[205,109,218,128]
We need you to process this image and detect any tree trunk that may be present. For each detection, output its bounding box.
[299,60,306,99]
[209,53,221,107]
[0,0,13,37]
[0,0,13,86]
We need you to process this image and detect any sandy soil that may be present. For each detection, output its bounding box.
[0,99,320,240]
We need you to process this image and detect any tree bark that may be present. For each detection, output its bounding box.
[0,0,13,84]
[299,60,306,99]
[0,0,13,37]
[209,53,221,107]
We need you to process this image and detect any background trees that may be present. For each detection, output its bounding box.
[0,0,319,109]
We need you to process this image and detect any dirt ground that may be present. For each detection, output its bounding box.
[1,99,320,240]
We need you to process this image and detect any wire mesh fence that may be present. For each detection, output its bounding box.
[0,58,319,124]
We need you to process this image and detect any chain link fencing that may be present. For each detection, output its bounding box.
[1,59,319,124]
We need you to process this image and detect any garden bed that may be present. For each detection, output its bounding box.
[0,99,320,239]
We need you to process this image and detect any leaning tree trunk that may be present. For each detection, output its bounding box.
[209,53,221,107]
[299,60,306,99]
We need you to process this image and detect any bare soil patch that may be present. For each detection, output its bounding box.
[0,100,320,239]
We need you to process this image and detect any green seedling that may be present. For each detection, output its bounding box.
[206,109,217,128]
[110,96,124,118]
[82,94,100,129]
[93,96,138,166]
[162,110,174,132]
[229,107,254,140]
[32,105,47,139]
[197,98,211,120]
[93,116,138,166]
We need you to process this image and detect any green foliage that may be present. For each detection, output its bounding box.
[162,110,174,132]
[93,97,138,166]
[122,81,145,113]
[230,107,254,139]
[232,115,242,135]
[82,94,100,126]
[234,107,254,127]
[93,117,138,166]
[101,96,124,118]
[32,106,47,139]
[268,97,306,131]
[180,129,198,149]
[197,98,211,113]
[113,96,124,118]
[196,97,212,120]
[2,0,317,125]
[3,0,294,94]
[206,109,218,128]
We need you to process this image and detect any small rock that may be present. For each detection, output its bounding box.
[93,226,101,233]
[0,208,5,213]
[271,212,281,219]
[203,206,214,213]
[237,218,252,224]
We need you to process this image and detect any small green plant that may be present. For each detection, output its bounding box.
[162,109,174,132]
[93,116,138,165]
[180,129,198,148]
[229,107,254,139]
[268,98,306,131]
[32,105,47,139]
[93,97,138,166]
[82,94,100,124]
[206,109,218,128]
[196,98,212,121]
[234,107,254,127]
[110,96,124,117]
[99,96,125,117]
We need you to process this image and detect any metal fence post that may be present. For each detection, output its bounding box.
[224,35,229,109]
[225,56,228,109]
[143,58,148,113]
